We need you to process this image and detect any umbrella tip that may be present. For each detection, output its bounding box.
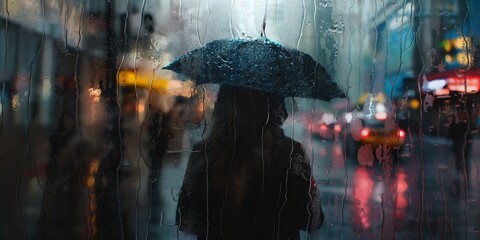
[162,62,176,71]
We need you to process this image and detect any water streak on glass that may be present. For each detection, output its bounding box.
[196,0,203,47]
[370,0,379,92]
[275,0,280,40]
[277,97,295,239]
[413,0,426,237]
[218,91,237,239]
[0,1,9,135]
[380,193,385,239]
[74,2,89,237]
[134,153,143,240]
[261,0,268,38]
[23,0,48,238]
[107,0,126,237]
[202,0,211,44]
[144,67,157,240]
[179,0,183,18]
[296,0,306,49]
[201,84,210,238]
[306,99,315,237]
[15,161,27,239]
[405,1,415,51]
[229,0,236,38]
[338,2,356,239]
[438,166,448,238]
[387,1,402,102]
[0,1,10,130]
[29,0,47,192]
[460,1,472,237]
[117,0,129,79]
[313,0,317,44]
[133,1,148,237]
[2,0,480,239]
[135,0,147,125]
[63,0,69,48]
[381,0,391,94]
[308,1,321,234]
[260,99,270,200]
[385,1,401,147]
[390,3,408,236]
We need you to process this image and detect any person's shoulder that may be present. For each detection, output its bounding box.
[275,136,306,154]
[278,137,311,176]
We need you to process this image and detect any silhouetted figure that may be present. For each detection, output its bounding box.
[176,85,323,240]
[147,96,187,228]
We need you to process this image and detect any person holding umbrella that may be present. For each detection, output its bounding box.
[164,38,345,240]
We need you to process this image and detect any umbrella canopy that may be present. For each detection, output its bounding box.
[163,38,346,100]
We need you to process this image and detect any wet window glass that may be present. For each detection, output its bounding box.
[1,0,480,239]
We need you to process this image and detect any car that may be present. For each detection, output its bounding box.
[345,93,407,165]
[355,120,406,148]
[310,112,343,141]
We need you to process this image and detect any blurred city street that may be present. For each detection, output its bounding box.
[5,111,480,239]
[2,0,480,239]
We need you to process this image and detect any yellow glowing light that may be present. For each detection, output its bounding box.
[409,99,420,109]
[137,102,145,113]
[118,70,194,97]
[453,37,471,49]
[88,88,102,102]
[87,159,99,187]
[118,70,169,93]
[11,94,19,111]
[445,54,453,63]
[456,51,474,66]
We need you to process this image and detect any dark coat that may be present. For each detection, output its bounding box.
[176,85,323,240]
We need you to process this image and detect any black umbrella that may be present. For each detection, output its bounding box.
[163,38,346,100]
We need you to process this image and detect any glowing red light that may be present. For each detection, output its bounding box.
[334,124,342,132]
[447,77,480,93]
[361,128,370,138]
[354,167,373,229]
[397,129,406,138]
[426,69,480,93]
[395,169,409,220]
[320,124,328,131]
[310,177,317,189]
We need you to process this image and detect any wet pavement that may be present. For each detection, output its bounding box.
[152,125,480,239]
[2,116,480,239]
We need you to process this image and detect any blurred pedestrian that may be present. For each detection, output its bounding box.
[146,95,188,227]
[176,85,323,240]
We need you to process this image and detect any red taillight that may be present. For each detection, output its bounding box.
[397,129,406,138]
[361,128,370,138]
